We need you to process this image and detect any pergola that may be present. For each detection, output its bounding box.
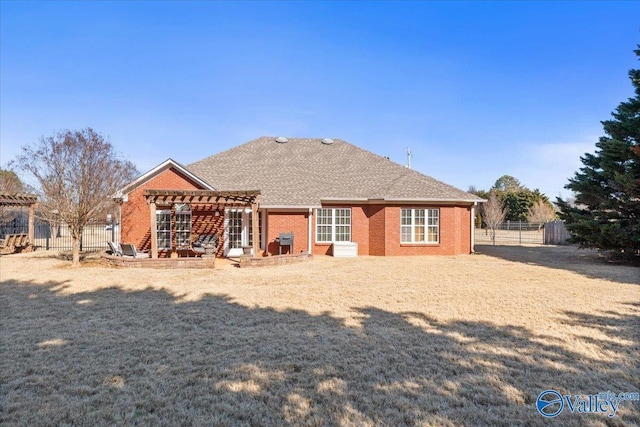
[0,193,38,243]
[144,189,261,259]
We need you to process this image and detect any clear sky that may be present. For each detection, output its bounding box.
[1,1,639,199]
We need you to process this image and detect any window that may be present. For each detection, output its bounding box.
[401,208,439,243]
[156,210,171,250]
[316,208,351,243]
[156,204,191,250]
[175,204,191,249]
[228,211,242,249]
[248,211,263,247]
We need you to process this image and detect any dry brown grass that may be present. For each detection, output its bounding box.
[1,245,638,426]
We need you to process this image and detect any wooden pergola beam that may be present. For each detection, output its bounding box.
[143,189,261,258]
[144,189,260,205]
[0,193,38,245]
[0,193,38,206]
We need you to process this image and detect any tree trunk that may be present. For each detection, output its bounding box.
[71,234,81,267]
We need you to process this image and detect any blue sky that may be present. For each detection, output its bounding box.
[1,1,639,199]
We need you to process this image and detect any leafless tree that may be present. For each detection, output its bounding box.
[526,200,556,230]
[13,128,138,267]
[482,192,507,245]
[0,169,27,226]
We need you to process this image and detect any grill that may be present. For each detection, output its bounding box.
[277,232,294,255]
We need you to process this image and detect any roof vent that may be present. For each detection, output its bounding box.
[275,136,288,143]
[321,138,334,145]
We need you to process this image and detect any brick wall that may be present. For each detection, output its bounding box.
[120,167,204,256]
[367,204,386,256]
[265,211,309,256]
[305,203,473,256]
[382,205,472,256]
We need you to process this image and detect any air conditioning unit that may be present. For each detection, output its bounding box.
[332,242,358,257]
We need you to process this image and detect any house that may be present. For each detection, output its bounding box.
[117,137,483,258]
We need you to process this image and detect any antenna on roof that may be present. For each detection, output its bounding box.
[406,147,412,169]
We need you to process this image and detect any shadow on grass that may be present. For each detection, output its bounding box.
[1,281,638,426]
[475,244,640,285]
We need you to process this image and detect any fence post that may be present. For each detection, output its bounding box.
[519,220,522,244]
[80,234,83,252]
[111,225,115,243]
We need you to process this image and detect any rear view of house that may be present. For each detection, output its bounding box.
[117,137,483,258]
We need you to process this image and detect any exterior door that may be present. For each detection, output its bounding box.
[223,209,251,257]
[224,209,264,257]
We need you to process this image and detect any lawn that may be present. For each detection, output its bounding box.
[1,245,638,426]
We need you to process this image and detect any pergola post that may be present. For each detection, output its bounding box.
[251,202,259,257]
[28,203,36,246]
[149,201,158,259]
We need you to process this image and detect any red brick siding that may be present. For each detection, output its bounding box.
[120,167,205,257]
[367,204,386,256]
[382,205,472,255]
[265,211,309,256]
[307,204,472,256]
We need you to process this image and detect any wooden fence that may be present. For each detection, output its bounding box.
[543,221,570,245]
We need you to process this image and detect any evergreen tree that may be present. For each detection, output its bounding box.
[557,45,640,259]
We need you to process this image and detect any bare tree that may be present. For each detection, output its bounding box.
[13,128,138,267]
[0,169,28,226]
[526,199,556,230]
[0,169,25,193]
[482,192,507,245]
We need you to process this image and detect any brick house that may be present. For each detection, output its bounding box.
[117,137,483,258]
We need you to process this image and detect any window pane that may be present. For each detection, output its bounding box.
[335,225,350,242]
[415,226,425,242]
[156,210,171,250]
[427,209,439,242]
[228,211,242,249]
[401,209,411,225]
[414,209,425,226]
[175,205,191,248]
[317,225,331,242]
[401,226,411,243]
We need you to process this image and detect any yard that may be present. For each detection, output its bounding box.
[1,245,638,426]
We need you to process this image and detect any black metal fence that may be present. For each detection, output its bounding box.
[0,217,119,251]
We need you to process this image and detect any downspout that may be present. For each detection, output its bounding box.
[471,202,476,253]
[308,208,313,254]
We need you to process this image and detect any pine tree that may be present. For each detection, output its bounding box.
[557,45,640,260]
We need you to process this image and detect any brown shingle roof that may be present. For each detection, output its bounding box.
[187,137,483,207]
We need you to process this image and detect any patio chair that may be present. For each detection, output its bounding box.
[107,241,123,256]
[191,234,219,256]
[121,243,150,258]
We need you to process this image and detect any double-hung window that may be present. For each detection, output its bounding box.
[401,208,439,243]
[174,204,192,249]
[156,210,172,250]
[316,208,351,243]
[156,204,192,250]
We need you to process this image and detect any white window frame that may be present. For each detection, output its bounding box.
[401,208,439,244]
[224,208,262,256]
[156,210,172,250]
[174,204,192,249]
[315,208,351,243]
